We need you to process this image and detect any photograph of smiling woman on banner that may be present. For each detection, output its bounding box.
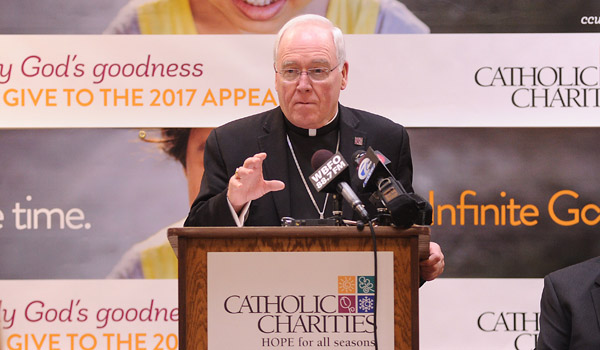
[107,128,212,278]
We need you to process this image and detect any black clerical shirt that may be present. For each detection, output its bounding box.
[284,115,340,221]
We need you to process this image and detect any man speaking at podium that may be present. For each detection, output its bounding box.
[184,14,444,281]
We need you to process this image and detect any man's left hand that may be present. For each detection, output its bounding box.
[420,241,445,281]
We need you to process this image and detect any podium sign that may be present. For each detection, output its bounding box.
[168,226,429,350]
[207,251,394,349]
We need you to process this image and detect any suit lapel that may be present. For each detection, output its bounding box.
[257,108,291,220]
[338,105,368,219]
[339,104,367,163]
[592,271,600,332]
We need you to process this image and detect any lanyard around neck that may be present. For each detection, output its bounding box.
[285,131,341,219]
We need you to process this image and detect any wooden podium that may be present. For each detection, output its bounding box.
[168,225,430,350]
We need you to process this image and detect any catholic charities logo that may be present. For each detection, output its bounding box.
[222,275,376,335]
[338,275,375,314]
[475,63,600,108]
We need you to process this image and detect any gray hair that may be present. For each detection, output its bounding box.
[273,14,346,69]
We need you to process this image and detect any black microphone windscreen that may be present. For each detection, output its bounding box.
[311,149,334,171]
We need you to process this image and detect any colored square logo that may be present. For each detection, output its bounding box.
[357,276,375,294]
[338,276,356,294]
[357,295,375,313]
[338,295,356,313]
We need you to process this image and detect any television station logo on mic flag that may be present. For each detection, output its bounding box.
[356,147,391,192]
[309,151,349,193]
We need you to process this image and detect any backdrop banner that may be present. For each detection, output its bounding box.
[0,280,179,350]
[0,279,545,350]
[419,279,544,350]
[1,30,599,350]
[0,35,599,128]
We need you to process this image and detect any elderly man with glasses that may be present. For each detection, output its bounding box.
[184,14,444,282]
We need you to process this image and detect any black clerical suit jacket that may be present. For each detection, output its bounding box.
[184,104,413,227]
[537,256,600,350]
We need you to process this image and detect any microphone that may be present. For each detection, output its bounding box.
[353,148,394,193]
[353,149,390,168]
[309,150,369,221]
[355,147,432,228]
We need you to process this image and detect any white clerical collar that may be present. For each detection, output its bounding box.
[308,109,339,137]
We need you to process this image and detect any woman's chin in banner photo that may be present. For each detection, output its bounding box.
[105,0,430,35]
[194,0,320,34]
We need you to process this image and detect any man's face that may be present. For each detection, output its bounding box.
[275,22,348,129]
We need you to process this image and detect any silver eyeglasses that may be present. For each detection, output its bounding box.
[275,64,340,82]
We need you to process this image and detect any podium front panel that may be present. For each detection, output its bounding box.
[169,226,429,350]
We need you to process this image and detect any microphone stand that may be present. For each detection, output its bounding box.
[331,193,344,226]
